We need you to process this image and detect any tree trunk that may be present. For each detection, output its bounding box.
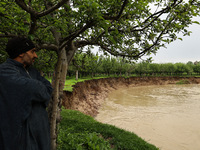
[48,41,77,150]
[76,70,79,80]
[49,48,68,150]
[91,72,94,78]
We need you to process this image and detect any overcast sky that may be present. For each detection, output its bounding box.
[91,17,200,64]
[148,17,200,64]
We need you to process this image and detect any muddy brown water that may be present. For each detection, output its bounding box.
[95,84,200,150]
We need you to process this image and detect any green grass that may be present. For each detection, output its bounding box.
[51,74,200,92]
[63,76,109,91]
[176,79,190,84]
[46,76,106,92]
[58,109,159,150]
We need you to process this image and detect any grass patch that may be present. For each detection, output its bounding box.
[46,76,106,92]
[58,109,158,150]
[64,76,108,92]
[176,79,190,84]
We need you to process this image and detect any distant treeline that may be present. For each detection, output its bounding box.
[67,52,200,78]
[31,51,200,78]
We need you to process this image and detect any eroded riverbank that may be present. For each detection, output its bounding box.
[62,77,200,150]
[62,77,200,116]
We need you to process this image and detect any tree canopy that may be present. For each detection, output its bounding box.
[1,0,199,60]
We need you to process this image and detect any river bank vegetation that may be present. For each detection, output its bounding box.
[58,108,158,150]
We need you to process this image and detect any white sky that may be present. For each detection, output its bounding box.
[148,17,200,64]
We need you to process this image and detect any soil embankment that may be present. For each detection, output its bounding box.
[62,77,200,117]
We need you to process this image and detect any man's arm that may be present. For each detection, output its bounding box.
[0,67,52,103]
[35,70,53,95]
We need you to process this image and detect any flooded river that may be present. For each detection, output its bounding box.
[95,84,200,150]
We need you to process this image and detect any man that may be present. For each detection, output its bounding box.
[0,37,53,150]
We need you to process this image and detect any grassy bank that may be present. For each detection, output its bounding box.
[61,75,200,91]
[58,109,158,150]
[64,77,105,91]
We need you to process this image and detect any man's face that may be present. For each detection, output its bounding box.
[22,48,38,67]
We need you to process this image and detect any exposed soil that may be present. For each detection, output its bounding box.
[62,77,200,117]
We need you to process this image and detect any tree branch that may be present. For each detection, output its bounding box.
[96,15,175,59]
[132,0,183,32]
[74,40,95,48]
[117,0,128,19]
[134,16,176,58]
[15,0,36,16]
[83,0,183,45]
[38,43,58,52]
[60,21,95,50]
[15,0,69,35]
[37,0,69,18]
[15,0,69,18]
[103,0,128,20]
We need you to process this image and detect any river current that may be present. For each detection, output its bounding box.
[95,84,200,150]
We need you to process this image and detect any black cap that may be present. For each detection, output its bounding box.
[5,37,35,59]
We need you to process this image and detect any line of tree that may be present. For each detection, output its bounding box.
[33,50,200,78]
[1,0,200,149]
[66,52,200,78]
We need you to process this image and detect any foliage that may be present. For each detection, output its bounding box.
[69,50,102,78]
[193,61,200,74]
[68,56,200,79]
[33,49,57,75]
[58,109,158,150]
[57,128,112,150]
[0,0,200,60]
[0,49,8,64]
